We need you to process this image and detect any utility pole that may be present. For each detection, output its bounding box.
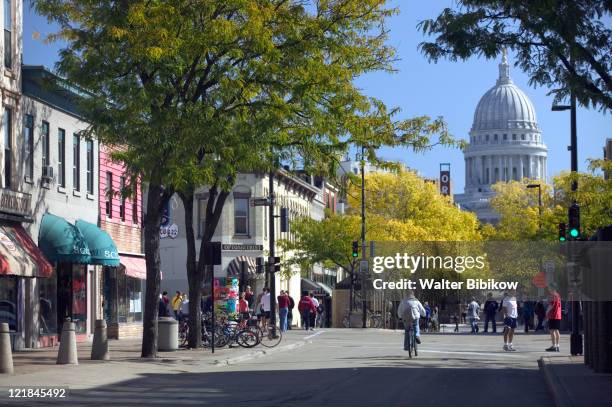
[361,146,367,328]
[268,166,277,336]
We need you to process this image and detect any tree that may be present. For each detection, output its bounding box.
[418,0,612,111]
[35,0,457,353]
[487,160,612,241]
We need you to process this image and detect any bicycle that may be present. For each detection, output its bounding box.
[403,320,418,358]
[252,322,282,347]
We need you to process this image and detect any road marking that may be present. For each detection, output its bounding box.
[418,349,521,357]
[304,330,326,340]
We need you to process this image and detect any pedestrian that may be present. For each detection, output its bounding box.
[158,291,171,317]
[431,306,439,332]
[287,293,295,330]
[424,302,432,332]
[535,300,546,331]
[298,291,316,330]
[461,307,467,325]
[522,300,535,333]
[244,285,254,311]
[277,290,290,332]
[171,291,183,319]
[179,294,189,322]
[468,297,480,333]
[323,294,332,328]
[545,286,562,352]
[260,288,271,329]
[397,289,426,348]
[309,293,319,330]
[483,292,498,333]
[238,292,250,322]
[501,291,518,351]
[453,314,459,332]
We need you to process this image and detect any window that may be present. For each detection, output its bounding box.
[38,274,57,335]
[41,121,50,169]
[72,134,80,191]
[119,176,126,221]
[0,276,17,331]
[512,134,517,140]
[132,186,138,225]
[494,168,499,182]
[3,107,11,188]
[512,167,518,180]
[105,171,113,218]
[4,0,11,69]
[86,140,94,194]
[234,198,249,235]
[24,115,34,180]
[521,134,525,141]
[485,134,489,141]
[57,129,65,187]
[494,134,498,141]
[503,134,508,140]
[198,198,207,237]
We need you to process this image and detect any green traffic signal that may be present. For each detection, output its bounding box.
[559,236,566,242]
[351,241,359,257]
[569,228,579,238]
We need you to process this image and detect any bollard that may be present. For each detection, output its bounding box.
[56,319,78,365]
[0,322,13,374]
[91,319,110,361]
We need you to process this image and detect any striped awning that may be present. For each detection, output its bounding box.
[227,256,257,277]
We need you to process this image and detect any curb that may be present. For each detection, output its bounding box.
[538,357,573,407]
[213,340,310,366]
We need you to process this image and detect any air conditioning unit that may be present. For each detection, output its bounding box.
[42,166,54,180]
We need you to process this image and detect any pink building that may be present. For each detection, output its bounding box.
[98,145,146,339]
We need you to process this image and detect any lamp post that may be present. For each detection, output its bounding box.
[552,87,582,355]
[360,146,367,328]
[526,184,542,230]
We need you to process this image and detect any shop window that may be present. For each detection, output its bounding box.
[234,197,249,235]
[0,276,18,331]
[103,267,144,324]
[127,276,143,322]
[56,264,87,334]
[38,276,57,335]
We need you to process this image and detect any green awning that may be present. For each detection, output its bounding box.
[38,213,91,264]
[75,220,120,266]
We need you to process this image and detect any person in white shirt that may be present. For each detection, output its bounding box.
[501,291,518,351]
[309,293,320,329]
[397,290,426,347]
[261,288,271,329]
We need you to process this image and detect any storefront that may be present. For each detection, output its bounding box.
[37,214,120,342]
[0,221,53,350]
[102,254,146,339]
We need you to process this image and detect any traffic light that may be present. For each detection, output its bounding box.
[352,241,359,258]
[568,203,580,239]
[256,257,264,274]
[280,207,289,233]
[273,256,281,273]
[558,222,566,242]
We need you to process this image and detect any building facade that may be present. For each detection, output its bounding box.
[159,170,326,323]
[98,145,145,339]
[454,51,548,223]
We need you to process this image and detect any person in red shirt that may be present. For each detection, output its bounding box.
[277,290,290,332]
[546,287,562,352]
[298,291,316,331]
[238,292,250,321]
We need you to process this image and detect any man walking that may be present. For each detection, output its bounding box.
[501,291,518,351]
[309,293,319,329]
[260,288,271,329]
[287,293,295,330]
[298,291,316,330]
[546,287,562,352]
[277,290,290,332]
[171,291,183,319]
[468,297,480,333]
[483,293,498,333]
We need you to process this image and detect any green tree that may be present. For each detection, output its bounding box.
[35,0,456,353]
[418,0,612,111]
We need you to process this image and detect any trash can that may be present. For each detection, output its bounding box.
[158,317,178,351]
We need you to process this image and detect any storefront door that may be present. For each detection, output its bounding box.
[56,263,88,334]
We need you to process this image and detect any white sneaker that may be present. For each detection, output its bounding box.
[503,344,509,351]
[508,345,516,352]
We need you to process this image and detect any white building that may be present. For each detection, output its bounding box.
[159,170,326,322]
[454,51,548,223]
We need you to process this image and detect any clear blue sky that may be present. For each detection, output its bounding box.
[22,1,610,193]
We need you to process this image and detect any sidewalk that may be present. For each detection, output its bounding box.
[539,356,612,407]
[0,329,320,388]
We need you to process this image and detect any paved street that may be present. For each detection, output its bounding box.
[0,329,566,406]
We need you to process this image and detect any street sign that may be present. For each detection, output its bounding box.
[250,197,271,207]
[359,260,369,274]
[222,244,263,251]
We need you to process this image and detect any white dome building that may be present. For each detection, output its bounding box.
[454,51,548,223]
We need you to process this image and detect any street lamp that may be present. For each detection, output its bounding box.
[552,88,582,356]
[526,184,542,230]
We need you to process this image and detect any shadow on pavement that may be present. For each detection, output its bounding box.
[6,366,553,407]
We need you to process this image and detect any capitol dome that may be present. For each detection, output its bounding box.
[471,52,539,133]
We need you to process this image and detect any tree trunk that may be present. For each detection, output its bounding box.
[179,191,203,348]
[141,180,168,358]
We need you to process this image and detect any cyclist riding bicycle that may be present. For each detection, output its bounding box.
[397,290,426,349]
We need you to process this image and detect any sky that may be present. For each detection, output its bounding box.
[22,1,610,194]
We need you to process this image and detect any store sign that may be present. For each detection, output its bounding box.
[221,244,263,251]
[440,170,450,196]
[160,223,179,239]
[0,189,32,218]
